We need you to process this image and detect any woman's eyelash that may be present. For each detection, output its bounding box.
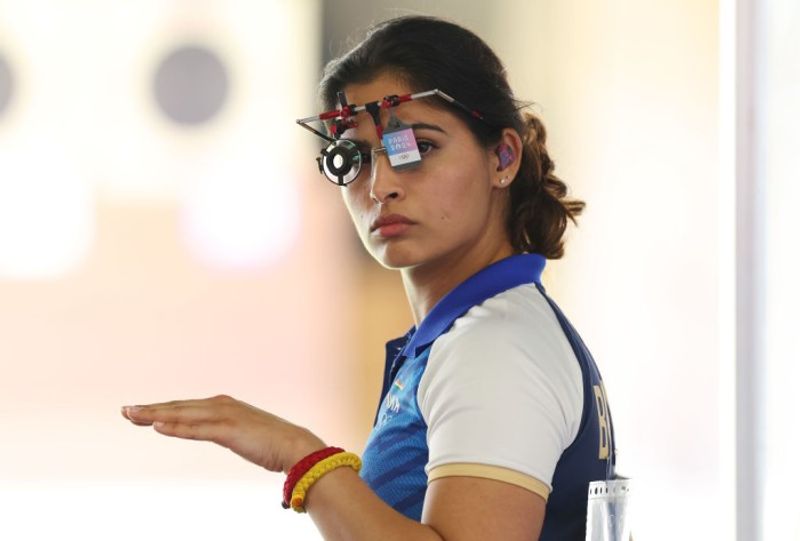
[416,140,437,154]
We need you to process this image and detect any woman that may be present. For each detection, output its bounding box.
[122,16,615,541]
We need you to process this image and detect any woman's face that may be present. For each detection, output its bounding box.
[338,73,509,271]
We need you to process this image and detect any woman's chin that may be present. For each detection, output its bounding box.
[368,243,425,270]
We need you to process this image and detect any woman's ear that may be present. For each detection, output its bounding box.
[497,143,515,169]
[491,128,523,188]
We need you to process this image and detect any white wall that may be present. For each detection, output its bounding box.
[760,0,800,538]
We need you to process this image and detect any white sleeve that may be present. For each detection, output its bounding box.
[416,284,583,497]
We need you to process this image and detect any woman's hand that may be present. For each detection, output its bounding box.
[121,395,327,474]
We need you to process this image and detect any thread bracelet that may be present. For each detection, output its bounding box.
[282,446,344,509]
[282,447,362,513]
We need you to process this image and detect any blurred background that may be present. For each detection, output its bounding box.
[0,0,795,539]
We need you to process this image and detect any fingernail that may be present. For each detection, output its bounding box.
[124,406,141,414]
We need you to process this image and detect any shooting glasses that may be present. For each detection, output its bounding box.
[296,89,490,186]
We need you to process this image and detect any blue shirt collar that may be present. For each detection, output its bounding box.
[399,253,546,358]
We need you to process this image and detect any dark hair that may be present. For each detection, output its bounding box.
[319,16,584,259]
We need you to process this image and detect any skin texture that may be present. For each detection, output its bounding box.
[339,74,521,325]
[122,72,546,540]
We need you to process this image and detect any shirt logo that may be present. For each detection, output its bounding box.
[386,394,401,413]
[375,378,407,429]
[593,382,611,460]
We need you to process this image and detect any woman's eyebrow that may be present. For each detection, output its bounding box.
[410,122,447,134]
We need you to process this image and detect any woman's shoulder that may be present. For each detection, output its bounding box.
[444,282,569,351]
[417,281,585,459]
[419,282,582,396]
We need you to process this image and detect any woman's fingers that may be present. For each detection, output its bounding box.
[123,403,237,446]
[121,395,325,473]
[120,406,153,426]
[122,396,234,426]
[151,395,236,409]
[152,420,226,442]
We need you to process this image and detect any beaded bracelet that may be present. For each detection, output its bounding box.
[288,451,362,513]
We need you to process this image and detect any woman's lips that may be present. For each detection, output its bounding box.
[375,222,412,237]
[370,214,415,238]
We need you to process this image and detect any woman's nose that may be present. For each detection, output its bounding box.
[369,148,404,204]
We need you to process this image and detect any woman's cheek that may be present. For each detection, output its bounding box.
[341,191,367,234]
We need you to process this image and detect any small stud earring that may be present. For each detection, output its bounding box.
[499,177,509,186]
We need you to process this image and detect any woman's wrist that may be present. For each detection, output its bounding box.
[282,428,327,474]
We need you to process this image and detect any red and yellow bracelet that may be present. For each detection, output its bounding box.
[282,446,362,513]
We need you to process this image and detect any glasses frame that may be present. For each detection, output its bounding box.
[296,89,491,186]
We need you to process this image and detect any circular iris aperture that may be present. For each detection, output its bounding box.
[153,45,230,126]
[318,139,363,186]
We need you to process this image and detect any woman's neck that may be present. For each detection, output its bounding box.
[400,240,514,327]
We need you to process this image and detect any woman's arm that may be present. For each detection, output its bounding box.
[306,467,545,541]
[121,395,545,541]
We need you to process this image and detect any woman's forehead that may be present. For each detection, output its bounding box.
[340,81,461,140]
[341,71,412,103]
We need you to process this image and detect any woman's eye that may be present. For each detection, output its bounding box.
[416,140,437,155]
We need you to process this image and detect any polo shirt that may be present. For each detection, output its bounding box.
[359,253,616,540]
